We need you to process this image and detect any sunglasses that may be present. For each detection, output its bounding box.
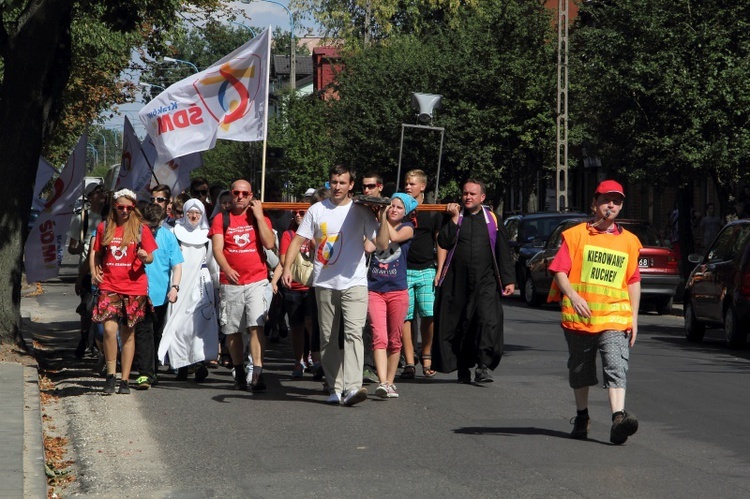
[294,210,306,216]
[193,189,208,196]
[232,190,250,198]
[362,183,379,190]
[151,196,168,203]
[116,204,135,213]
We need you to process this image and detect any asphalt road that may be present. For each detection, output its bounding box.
[26,262,750,498]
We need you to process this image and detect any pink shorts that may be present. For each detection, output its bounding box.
[367,290,408,353]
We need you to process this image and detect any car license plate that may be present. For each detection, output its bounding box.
[638,257,650,268]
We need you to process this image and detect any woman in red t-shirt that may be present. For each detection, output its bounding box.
[274,201,320,378]
[91,189,157,395]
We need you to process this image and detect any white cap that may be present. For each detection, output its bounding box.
[303,188,316,197]
[84,180,103,195]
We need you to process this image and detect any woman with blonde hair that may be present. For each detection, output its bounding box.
[91,189,158,395]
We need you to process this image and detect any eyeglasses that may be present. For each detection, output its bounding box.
[294,210,306,216]
[116,204,135,213]
[193,189,208,196]
[362,183,379,190]
[150,196,168,203]
[232,190,250,198]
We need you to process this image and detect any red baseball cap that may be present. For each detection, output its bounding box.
[595,180,625,198]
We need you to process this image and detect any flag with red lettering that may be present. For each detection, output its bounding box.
[139,28,271,163]
[24,134,88,282]
[115,116,154,201]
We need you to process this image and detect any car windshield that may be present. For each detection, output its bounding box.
[521,217,578,242]
[621,223,666,247]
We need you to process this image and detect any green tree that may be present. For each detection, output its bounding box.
[569,0,750,271]
[0,0,222,346]
[324,0,556,202]
[267,92,335,196]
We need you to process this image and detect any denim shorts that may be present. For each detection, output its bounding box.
[564,328,630,389]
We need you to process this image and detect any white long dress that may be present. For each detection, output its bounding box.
[157,233,219,369]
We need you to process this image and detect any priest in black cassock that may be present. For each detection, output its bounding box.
[433,179,515,383]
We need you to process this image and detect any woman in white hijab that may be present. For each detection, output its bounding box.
[158,199,220,381]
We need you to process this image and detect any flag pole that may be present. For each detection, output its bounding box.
[139,142,161,186]
[260,27,272,202]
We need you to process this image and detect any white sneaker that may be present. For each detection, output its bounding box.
[342,387,368,406]
[325,392,341,404]
[387,384,399,398]
[375,383,388,399]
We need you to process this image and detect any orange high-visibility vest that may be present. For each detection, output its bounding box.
[548,223,642,333]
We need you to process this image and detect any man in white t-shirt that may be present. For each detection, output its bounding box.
[282,165,379,406]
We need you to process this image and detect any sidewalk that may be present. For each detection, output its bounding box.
[1,259,82,498]
[0,317,48,498]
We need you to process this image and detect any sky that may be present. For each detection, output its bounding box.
[102,0,317,138]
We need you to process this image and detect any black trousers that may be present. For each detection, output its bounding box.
[134,303,168,378]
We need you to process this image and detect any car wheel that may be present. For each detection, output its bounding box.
[524,276,542,307]
[724,305,746,349]
[656,296,673,315]
[684,300,705,343]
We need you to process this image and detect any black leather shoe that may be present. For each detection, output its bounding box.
[474,366,494,383]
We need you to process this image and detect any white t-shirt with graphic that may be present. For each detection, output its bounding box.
[296,199,379,290]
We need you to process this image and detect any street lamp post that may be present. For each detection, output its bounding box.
[163,56,199,74]
[230,20,257,38]
[87,144,99,169]
[241,0,295,90]
[95,132,107,167]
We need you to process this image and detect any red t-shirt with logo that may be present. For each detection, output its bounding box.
[209,211,273,285]
[92,222,158,295]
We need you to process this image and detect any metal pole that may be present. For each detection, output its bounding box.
[556,0,569,211]
[434,129,445,202]
[396,124,406,192]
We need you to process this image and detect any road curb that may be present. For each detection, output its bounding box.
[23,365,47,498]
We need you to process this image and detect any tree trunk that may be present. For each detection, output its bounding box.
[0,1,73,345]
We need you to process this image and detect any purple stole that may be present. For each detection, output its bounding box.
[438,206,503,288]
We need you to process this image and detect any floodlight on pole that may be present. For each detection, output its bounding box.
[411,92,442,125]
[395,92,446,201]
[163,56,199,74]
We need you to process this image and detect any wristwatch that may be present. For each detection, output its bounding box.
[171,284,180,291]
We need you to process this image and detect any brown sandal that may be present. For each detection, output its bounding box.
[421,355,437,378]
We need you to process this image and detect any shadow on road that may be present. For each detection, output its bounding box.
[453,426,611,445]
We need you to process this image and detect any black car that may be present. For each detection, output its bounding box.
[683,220,750,348]
[524,218,680,314]
[504,211,587,288]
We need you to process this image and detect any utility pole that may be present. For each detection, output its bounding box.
[556,0,569,211]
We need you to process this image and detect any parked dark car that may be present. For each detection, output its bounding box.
[683,220,750,348]
[524,218,680,314]
[504,211,587,289]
